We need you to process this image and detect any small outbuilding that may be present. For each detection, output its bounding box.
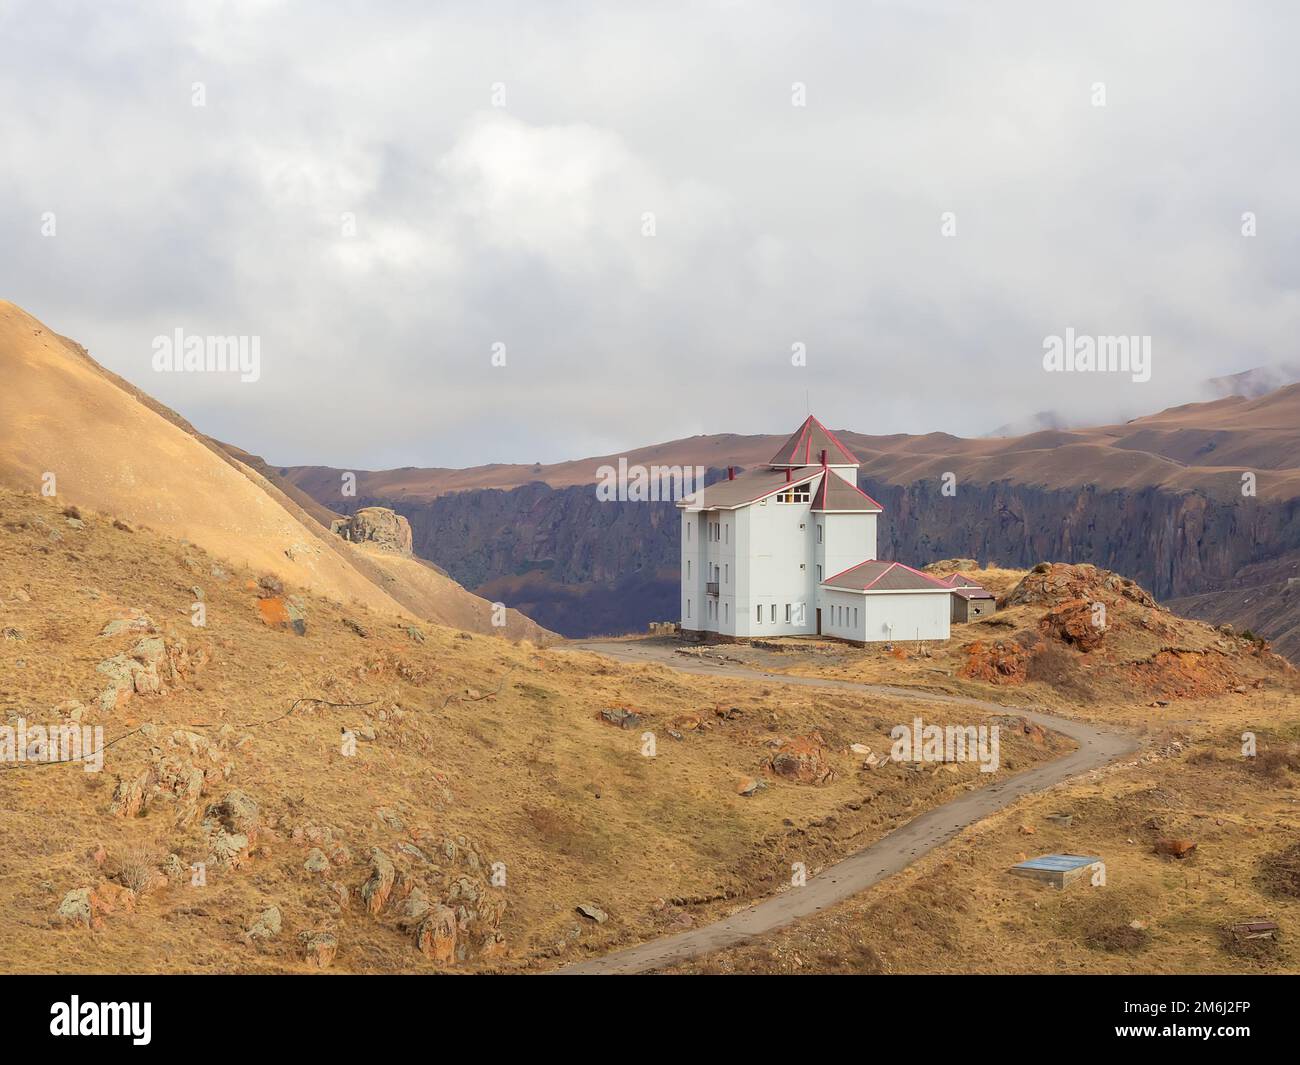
[935,572,997,623]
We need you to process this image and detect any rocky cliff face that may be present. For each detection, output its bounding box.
[337,474,1300,657]
[862,478,1300,601]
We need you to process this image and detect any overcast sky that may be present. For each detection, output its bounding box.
[3,1,1297,468]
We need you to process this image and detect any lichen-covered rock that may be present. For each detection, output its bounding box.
[1040,598,1106,651]
[359,847,396,915]
[414,904,457,964]
[108,773,149,818]
[56,888,96,929]
[299,930,338,968]
[245,905,282,943]
[96,633,208,711]
[207,790,260,836]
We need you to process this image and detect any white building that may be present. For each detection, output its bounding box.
[677,416,951,644]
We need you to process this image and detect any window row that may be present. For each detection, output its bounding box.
[830,603,860,629]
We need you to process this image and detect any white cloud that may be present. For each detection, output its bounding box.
[1,0,1297,467]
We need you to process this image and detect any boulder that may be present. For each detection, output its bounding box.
[330,508,413,555]
[300,931,338,968]
[415,904,457,964]
[1155,837,1197,859]
[768,731,836,785]
[359,848,396,915]
[576,902,608,924]
[245,906,282,943]
[56,888,96,929]
[303,848,330,875]
[599,707,641,730]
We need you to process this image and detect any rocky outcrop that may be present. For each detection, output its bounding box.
[331,507,413,555]
[1040,599,1106,651]
[359,847,396,915]
[96,633,209,712]
[1005,562,1159,610]
[56,880,136,931]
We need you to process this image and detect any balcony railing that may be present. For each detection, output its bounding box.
[706,581,719,595]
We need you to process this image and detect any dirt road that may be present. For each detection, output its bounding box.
[553,639,1139,975]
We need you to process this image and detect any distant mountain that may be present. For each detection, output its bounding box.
[283,387,1300,658]
[982,410,1074,438]
[1204,363,1300,399]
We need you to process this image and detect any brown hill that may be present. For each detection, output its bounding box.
[0,486,1061,973]
[0,301,551,642]
[283,386,1300,505]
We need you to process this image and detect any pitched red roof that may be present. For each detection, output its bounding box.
[674,466,820,510]
[811,472,883,513]
[769,415,860,467]
[821,560,952,592]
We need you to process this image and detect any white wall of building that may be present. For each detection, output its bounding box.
[818,512,876,579]
[862,590,951,642]
[681,469,940,643]
[734,494,817,637]
[680,510,706,631]
[819,588,950,642]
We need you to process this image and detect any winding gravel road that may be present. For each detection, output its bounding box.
[553,639,1139,975]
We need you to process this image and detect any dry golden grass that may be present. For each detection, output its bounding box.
[0,488,1058,973]
[660,644,1300,974]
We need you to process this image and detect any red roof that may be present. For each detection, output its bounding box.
[821,560,953,592]
[811,472,883,513]
[674,466,821,510]
[769,415,860,467]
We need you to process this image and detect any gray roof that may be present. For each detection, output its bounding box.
[676,466,819,510]
[951,584,995,600]
[821,560,953,593]
[933,572,995,599]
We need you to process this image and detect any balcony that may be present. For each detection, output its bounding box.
[706,581,719,596]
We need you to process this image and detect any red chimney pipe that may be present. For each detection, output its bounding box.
[785,468,791,483]
[727,466,734,480]
[820,449,827,467]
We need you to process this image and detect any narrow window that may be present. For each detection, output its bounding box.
[785,603,791,622]
[724,564,728,584]
[817,524,823,544]
[816,565,822,581]
[687,599,691,618]
[725,523,729,544]
[756,605,762,623]
[770,604,776,622]
[686,560,690,579]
